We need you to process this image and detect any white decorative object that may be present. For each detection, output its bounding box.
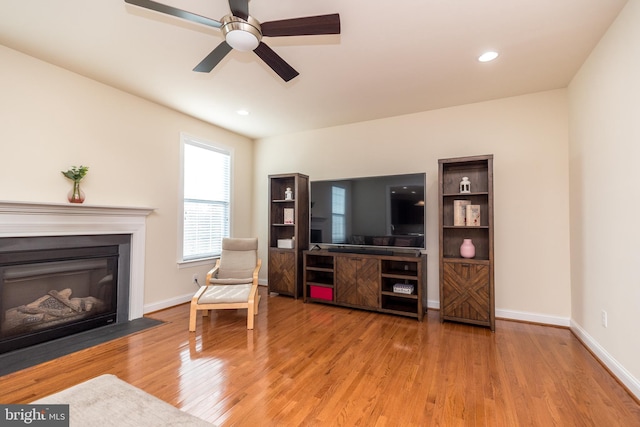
[393,283,415,294]
[459,177,471,193]
[277,239,294,249]
[285,187,293,200]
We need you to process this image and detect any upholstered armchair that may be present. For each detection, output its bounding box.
[189,238,261,331]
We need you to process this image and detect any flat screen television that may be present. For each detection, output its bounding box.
[310,173,426,252]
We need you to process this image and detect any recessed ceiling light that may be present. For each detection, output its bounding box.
[236,109,249,116]
[478,51,499,62]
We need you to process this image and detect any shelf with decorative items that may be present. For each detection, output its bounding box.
[268,173,309,298]
[438,155,494,330]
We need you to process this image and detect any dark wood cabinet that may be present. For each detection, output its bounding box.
[304,250,427,320]
[268,250,296,295]
[441,259,491,325]
[268,173,309,298]
[335,257,379,308]
[438,155,494,330]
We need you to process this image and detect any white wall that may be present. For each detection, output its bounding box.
[0,45,254,312]
[255,89,572,324]
[568,0,640,396]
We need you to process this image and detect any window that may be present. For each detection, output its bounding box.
[180,134,231,263]
[331,186,346,243]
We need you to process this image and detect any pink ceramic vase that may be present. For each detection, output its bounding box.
[460,239,475,258]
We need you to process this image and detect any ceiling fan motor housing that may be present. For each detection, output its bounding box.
[221,15,262,51]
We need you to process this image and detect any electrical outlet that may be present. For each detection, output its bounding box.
[192,273,199,284]
[601,310,608,328]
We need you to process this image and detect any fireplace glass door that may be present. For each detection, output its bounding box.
[0,245,120,354]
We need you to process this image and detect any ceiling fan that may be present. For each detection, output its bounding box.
[124,0,341,82]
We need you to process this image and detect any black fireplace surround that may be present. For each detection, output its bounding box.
[0,234,131,354]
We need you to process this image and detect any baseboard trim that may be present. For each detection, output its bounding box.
[496,308,570,327]
[426,299,440,310]
[426,301,571,327]
[570,320,640,401]
[144,293,193,314]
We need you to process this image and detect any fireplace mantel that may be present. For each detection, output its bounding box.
[0,200,154,218]
[0,201,154,319]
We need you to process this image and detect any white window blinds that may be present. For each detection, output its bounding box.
[331,185,346,243]
[182,138,231,261]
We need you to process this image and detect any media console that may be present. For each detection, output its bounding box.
[303,249,427,320]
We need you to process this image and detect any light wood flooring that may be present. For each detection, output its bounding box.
[1,287,639,426]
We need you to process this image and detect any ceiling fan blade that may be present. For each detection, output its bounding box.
[125,0,221,28]
[261,13,340,37]
[193,42,233,73]
[228,0,249,20]
[253,42,299,82]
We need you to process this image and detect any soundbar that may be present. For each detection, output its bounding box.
[327,247,394,256]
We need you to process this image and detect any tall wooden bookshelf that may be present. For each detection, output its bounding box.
[268,173,309,298]
[438,155,494,331]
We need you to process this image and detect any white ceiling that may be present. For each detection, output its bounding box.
[0,0,629,139]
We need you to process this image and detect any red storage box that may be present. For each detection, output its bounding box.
[310,285,333,301]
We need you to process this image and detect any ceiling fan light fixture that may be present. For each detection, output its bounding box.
[226,29,259,51]
[221,15,262,52]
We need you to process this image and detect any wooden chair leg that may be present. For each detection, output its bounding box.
[247,303,255,330]
[189,304,198,332]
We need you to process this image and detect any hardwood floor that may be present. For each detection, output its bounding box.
[1,286,639,426]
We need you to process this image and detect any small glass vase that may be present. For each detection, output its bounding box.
[68,181,85,204]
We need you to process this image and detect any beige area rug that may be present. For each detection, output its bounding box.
[31,374,214,427]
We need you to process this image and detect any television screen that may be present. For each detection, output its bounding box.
[310,173,425,250]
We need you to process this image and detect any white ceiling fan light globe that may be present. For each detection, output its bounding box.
[226,30,259,51]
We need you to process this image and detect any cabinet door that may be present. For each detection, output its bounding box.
[269,249,296,295]
[335,257,358,305]
[442,261,490,323]
[335,257,379,308]
[357,258,380,307]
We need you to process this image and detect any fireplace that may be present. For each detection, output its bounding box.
[0,235,131,354]
[0,200,153,356]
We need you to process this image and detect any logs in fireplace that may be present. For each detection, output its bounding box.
[0,234,131,354]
